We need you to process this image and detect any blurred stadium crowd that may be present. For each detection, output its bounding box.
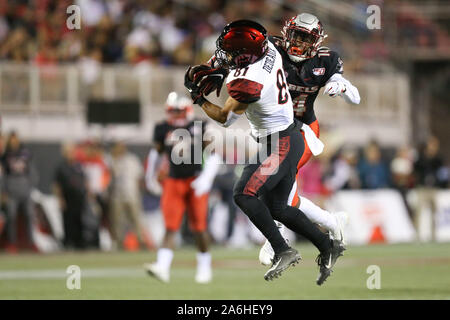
[0,129,448,252]
[0,0,448,70]
[0,0,448,253]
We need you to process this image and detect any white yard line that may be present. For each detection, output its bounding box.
[0,268,144,280]
[1,256,449,280]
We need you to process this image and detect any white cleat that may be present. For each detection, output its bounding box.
[144,263,170,283]
[259,239,275,266]
[195,268,212,284]
[259,222,289,266]
[330,211,349,245]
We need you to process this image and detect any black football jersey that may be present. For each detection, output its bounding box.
[269,36,344,125]
[153,119,207,178]
[1,146,33,176]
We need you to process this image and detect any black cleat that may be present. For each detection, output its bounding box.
[316,238,346,286]
[264,248,301,281]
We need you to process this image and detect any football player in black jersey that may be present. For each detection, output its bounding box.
[144,92,221,284]
[258,13,361,282]
[191,13,360,285]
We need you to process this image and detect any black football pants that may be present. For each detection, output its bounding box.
[233,120,331,255]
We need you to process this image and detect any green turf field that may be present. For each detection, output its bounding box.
[1,242,449,299]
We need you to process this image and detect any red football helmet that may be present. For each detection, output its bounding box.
[215,20,268,69]
[165,92,193,127]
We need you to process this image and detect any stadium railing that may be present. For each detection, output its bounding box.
[0,63,410,146]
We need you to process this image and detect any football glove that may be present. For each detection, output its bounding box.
[193,67,229,97]
[184,66,207,106]
[323,81,346,98]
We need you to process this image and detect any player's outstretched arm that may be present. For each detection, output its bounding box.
[200,97,247,127]
[145,146,162,195]
[323,73,360,105]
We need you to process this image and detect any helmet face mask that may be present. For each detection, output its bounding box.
[215,20,268,69]
[214,41,239,69]
[282,13,327,63]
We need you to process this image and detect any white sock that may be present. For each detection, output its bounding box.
[196,252,211,271]
[275,221,287,240]
[299,196,337,232]
[157,248,173,270]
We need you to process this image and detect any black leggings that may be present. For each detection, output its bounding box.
[233,121,330,254]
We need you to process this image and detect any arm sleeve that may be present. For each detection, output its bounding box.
[145,148,160,189]
[226,78,263,104]
[326,73,361,105]
[194,153,222,185]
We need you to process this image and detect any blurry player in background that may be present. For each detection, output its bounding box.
[1,131,38,253]
[144,92,221,284]
[186,20,345,282]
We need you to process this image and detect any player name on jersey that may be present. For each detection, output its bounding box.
[262,47,276,73]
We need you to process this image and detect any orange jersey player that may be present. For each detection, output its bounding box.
[144,92,221,284]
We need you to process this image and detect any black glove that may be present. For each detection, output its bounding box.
[193,67,229,97]
[184,66,207,106]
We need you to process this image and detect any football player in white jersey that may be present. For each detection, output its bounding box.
[184,20,345,281]
[191,14,359,285]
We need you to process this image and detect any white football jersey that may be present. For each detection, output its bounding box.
[226,41,294,139]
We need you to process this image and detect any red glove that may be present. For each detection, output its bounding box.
[193,67,229,97]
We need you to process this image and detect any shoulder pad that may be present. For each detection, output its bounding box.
[317,47,331,58]
[317,46,331,52]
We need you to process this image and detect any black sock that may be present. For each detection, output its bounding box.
[275,206,331,253]
[234,195,290,254]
